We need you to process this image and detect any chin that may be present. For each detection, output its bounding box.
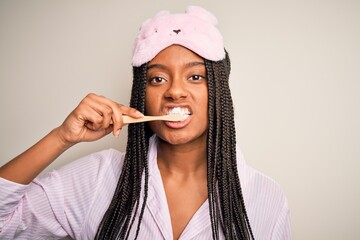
[158,134,190,145]
[158,131,207,146]
[166,138,192,145]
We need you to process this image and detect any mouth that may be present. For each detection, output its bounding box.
[166,107,192,121]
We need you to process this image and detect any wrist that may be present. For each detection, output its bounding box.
[51,127,76,151]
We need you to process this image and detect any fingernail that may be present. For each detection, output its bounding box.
[136,112,144,117]
[115,129,120,137]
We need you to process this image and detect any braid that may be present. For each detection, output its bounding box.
[95,64,152,239]
[96,50,253,239]
[205,51,254,239]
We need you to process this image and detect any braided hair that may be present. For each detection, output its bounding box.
[95,51,254,239]
[205,52,254,239]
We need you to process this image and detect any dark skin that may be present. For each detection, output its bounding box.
[157,138,208,239]
[145,45,209,239]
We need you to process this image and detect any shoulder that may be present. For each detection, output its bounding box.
[236,146,286,205]
[34,148,126,201]
[56,148,125,177]
[236,146,291,238]
[30,149,126,237]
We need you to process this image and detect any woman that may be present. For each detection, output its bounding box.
[0,6,291,240]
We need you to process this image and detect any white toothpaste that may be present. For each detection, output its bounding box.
[167,107,191,120]
[168,107,190,115]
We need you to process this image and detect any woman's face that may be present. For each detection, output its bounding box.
[145,45,208,145]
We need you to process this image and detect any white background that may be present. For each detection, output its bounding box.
[1,1,359,239]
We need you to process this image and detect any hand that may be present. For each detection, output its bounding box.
[56,93,143,147]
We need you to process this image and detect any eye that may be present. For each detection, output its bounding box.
[148,77,166,85]
[188,75,206,82]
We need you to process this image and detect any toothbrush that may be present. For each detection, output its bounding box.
[122,114,188,124]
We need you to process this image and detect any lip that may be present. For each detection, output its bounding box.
[164,114,192,129]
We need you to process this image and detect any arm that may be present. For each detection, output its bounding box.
[0,128,69,184]
[0,93,143,184]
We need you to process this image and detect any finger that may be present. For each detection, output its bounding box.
[81,94,143,137]
[82,95,122,136]
[96,105,113,129]
[112,106,144,137]
[84,124,114,142]
[78,105,108,131]
[98,103,124,137]
[86,94,143,120]
[119,105,144,118]
[109,105,142,136]
[111,111,122,137]
[83,116,103,131]
[81,95,117,130]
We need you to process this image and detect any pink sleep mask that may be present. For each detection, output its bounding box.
[132,6,225,66]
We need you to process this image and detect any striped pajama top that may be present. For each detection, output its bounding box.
[0,135,291,239]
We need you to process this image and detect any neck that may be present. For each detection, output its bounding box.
[157,137,207,176]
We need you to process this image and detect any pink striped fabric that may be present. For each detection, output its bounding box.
[0,135,291,239]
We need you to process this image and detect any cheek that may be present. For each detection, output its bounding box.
[204,92,209,108]
[147,121,159,134]
[145,88,159,115]
[200,92,209,124]
[145,95,150,114]
[198,89,209,115]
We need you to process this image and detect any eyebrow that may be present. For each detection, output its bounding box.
[185,61,205,68]
[147,61,205,70]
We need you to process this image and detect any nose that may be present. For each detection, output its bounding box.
[164,78,188,101]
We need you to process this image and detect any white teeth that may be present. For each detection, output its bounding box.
[167,107,191,116]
